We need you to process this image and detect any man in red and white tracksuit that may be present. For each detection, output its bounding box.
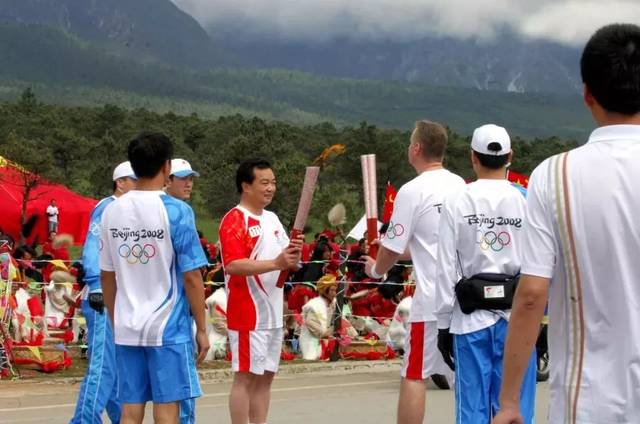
[365,120,465,424]
[219,158,302,424]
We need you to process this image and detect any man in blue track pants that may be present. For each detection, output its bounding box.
[70,161,137,424]
[435,124,537,423]
[166,158,201,424]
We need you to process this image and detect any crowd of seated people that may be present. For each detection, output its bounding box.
[0,224,415,375]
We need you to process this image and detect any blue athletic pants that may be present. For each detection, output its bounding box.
[70,300,121,424]
[180,397,196,423]
[453,318,537,424]
[179,325,197,424]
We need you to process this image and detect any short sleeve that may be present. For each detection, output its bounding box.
[381,185,417,254]
[166,200,208,273]
[99,207,115,272]
[219,209,250,266]
[521,160,558,279]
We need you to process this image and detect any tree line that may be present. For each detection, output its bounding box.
[0,90,579,229]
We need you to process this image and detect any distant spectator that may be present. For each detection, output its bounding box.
[301,236,333,283]
[41,231,70,262]
[387,296,413,353]
[205,282,228,360]
[300,275,337,360]
[13,244,41,281]
[346,238,369,283]
[46,199,59,232]
[287,282,317,315]
[44,269,76,329]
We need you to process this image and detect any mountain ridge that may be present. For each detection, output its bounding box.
[0,2,594,140]
[211,33,583,95]
[0,0,222,68]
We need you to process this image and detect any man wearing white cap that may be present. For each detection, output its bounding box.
[434,124,536,423]
[70,161,137,424]
[166,158,200,201]
[166,158,202,424]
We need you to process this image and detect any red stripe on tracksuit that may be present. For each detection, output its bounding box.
[406,322,425,380]
[238,331,251,372]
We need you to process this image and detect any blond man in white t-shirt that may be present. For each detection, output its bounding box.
[364,120,465,424]
[494,23,640,424]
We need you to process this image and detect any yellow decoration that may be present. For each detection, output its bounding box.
[7,262,18,281]
[49,260,69,271]
[26,346,42,361]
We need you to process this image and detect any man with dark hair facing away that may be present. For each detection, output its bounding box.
[435,124,536,423]
[494,23,640,424]
[101,132,209,424]
[364,120,465,424]
[219,158,302,424]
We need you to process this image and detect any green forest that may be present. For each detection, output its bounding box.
[0,90,579,231]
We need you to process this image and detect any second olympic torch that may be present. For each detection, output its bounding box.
[360,154,379,258]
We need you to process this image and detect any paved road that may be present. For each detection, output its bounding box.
[0,371,549,423]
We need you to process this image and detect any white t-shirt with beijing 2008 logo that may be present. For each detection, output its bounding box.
[381,169,465,323]
[435,179,526,335]
[100,190,207,347]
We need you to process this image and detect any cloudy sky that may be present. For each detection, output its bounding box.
[172,0,640,45]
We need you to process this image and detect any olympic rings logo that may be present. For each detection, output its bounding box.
[385,222,405,240]
[118,243,156,265]
[476,230,511,252]
[89,222,101,237]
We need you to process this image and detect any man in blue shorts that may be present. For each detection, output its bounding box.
[70,161,137,424]
[101,132,210,424]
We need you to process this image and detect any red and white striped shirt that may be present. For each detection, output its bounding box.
[219,206,289,331]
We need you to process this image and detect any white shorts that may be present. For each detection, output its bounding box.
[228,328,283,375]
[401,321,453,380]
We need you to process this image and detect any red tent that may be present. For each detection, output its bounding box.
[0,156,97,246]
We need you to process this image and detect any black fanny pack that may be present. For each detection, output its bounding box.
[454,273,519,314]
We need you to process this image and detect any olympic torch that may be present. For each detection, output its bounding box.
[276,166,320,288]
[360,154,379,258]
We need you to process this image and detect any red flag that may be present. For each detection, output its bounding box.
[382,182,397,223]
[507,170,530,189]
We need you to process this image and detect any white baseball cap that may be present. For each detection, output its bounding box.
[471,124,511,156]
[170,158,200,178]
[112,161,137,181]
